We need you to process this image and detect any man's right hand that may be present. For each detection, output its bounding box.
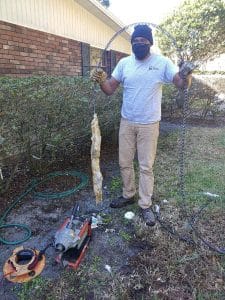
[90,68,107,84]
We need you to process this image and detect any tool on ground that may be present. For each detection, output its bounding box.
[3,246,46,283]
[54,203,92,269]
[0,170,88,245]
[2,203,93,284]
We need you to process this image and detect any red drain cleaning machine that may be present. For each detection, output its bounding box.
[54,203,92,269]
[3,203,92,283]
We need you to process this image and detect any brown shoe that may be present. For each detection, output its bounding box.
[141,208,156,226]
[110,196,135,208]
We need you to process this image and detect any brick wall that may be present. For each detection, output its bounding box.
[0,20,82,76]
[0,20,128,77]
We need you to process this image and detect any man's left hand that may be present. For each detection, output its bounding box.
[179,61,196,88]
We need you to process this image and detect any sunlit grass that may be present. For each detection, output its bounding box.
[155,126,225,206]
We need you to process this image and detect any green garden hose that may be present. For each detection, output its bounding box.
[0,170,88,245]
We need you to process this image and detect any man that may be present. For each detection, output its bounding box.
[91,24,192,226]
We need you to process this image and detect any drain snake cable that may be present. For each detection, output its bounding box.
[0,170,88,245]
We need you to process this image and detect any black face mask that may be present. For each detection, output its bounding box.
[132,43,150,60]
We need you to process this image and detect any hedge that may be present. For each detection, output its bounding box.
[0,76,122,190]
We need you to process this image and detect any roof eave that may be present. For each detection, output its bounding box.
[74,0,130,41]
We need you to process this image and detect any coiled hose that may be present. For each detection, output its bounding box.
[0,170,88,245]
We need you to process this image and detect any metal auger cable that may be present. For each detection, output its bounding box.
[179,86,189,218]
[98,22,182,68]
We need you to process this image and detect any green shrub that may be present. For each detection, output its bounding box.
[0,76,122,191]
[161,77,225,120]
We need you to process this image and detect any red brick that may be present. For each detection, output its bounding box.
[12,36,23,43]
[0,58,10,64]
[3,45,11,50]
[0,24,14,31]
[0,21,84,76]
[0,34,11,41]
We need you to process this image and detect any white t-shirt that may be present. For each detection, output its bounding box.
[112,53,178,124]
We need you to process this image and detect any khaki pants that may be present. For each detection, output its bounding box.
[119,118,159,209]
